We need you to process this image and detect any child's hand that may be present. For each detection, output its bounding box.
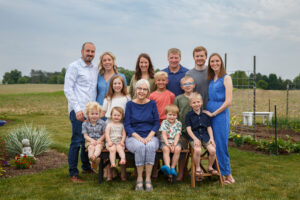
[108,142,113,147]
[170,144,175,153]
[119,142,125,147]
[92,140,97,146]
[209,139,216,148]
[194,139,201,147]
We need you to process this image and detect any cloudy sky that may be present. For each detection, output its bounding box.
[1,0,300,81]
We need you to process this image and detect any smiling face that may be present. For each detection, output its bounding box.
[81,43,95,64]
[193,51,207,67]
[189,97,203,113]
[111,109,122,123]
[168,53,181,70]
[88,108,100,123]
[181,78,195,93]
[101,54,114,71]
[209,55,222,73]
[135,82,149,100]
[155,76,168,90]
[166,111,177,124]
[139,57,149,73]
[112,77,123,93]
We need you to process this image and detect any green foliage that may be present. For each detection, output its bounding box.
[230,70,249,88]
[293,73,300,89]
[233,134,244,147]
[272,117,300,132]
[17,76,30,84]
[257,79,268,89]
[2,69,22,84]
[118,66,134,84]
[5,123,52,156]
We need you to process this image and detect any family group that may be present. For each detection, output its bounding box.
[64,42,235,191]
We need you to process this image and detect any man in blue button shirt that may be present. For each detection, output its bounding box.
[64,42,98,183]
[162,48,189,96]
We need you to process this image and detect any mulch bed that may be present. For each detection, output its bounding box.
[1,149,67,178]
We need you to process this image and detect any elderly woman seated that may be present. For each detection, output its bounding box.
[124,79,160,191]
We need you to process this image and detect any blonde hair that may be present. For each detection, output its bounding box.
[111,106,124,119]
[167,48,181,57]
[180,75,194,84]
[98,52,118,75]
[164,104,179,115]
[154,71,168,80]
[85,102,102,116]
[188,92,202,102]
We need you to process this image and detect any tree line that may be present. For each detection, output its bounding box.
[2,68,300,90]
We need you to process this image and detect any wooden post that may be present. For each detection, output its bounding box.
[253,56,256,139]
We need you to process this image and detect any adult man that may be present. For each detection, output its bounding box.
[162,48,189,96]
[162,48,188,180]
[186,46,210,109]
[64,42,98,183]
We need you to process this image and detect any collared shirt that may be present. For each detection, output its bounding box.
[81,119,106,140]
[162,65,189,96]
[64,58,98,113]
[185,110,211,141]
[159,119,182,143]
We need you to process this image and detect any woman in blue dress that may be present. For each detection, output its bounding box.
[204,53,235,185]
[96,52,127,106]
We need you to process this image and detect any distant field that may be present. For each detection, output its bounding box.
[231,89,300,119]
[0,84,63,94]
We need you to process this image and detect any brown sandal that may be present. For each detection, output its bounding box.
[195,170,203,177]
[208,169,219,175]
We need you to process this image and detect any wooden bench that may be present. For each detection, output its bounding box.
[97,149,190,184]
[242,112,273,126]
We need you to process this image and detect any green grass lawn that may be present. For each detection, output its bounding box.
[0,86,300,200]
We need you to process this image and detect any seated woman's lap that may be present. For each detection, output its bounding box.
[125,136,159,166]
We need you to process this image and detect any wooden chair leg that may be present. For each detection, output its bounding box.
[215,158,224,186]
[190,148,195,188]
[98,158,104,184]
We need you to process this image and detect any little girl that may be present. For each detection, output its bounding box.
[101,75,131,122]
[82,102,106,163]
[105,107,126,168]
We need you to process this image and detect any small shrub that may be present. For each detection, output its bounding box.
[233,134,244,147]
[5,123,52,157]
[0,136,8,166]
[11,155,36,169]
[0,165,5,176]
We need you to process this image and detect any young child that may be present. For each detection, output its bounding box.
[82,102,106,165]
[105,107,126,168]
[160,104,182,177]
[149,71,175,123]
[185,92,218,176]
[173,75,195,180]
[101,75,131,122]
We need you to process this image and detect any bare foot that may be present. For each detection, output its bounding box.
[110,163,116,168]
[119,159,126,165]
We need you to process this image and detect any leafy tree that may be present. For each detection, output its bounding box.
[57,75,64,84]
[230,70,249,88]
[268,73,281,90]
[257,80,268,90]
[118,66,134,84]
[293,73,300,89]
[17,76,30,84]
[2,69,22,84]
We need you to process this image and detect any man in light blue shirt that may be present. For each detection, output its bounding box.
[64,42,98,183]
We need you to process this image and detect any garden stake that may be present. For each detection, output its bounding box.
[274,105,278,156]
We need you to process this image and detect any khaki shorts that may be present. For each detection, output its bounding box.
[189,139,209,148]
[85,140,104,149]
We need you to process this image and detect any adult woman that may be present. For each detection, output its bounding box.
[96,52,127,106]
[129,53,156,99]
[204,53,235,185]
[124,79,160,191]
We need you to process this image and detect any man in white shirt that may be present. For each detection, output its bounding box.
[64,42,98,183]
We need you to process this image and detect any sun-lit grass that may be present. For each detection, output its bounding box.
[0,85,300,200]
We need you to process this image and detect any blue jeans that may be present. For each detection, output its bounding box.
[68,110,91,177]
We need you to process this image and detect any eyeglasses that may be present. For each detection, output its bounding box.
[181,82,194,87]
[136,87,148,92]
